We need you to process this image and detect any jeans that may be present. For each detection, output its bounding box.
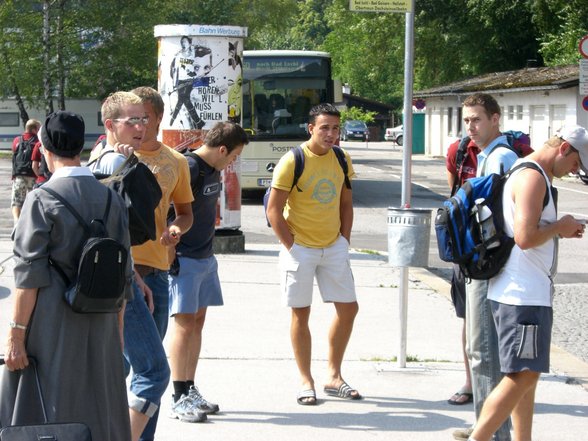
[465,278,511,441]
[140,271,172,441]
[143,270,170,340]
[124,281,170,441]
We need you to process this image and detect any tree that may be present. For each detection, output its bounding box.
[415,0,541,88]
[533,0,588,65]
[322,1,405,106]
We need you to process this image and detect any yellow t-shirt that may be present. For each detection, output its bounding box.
[131,144,193,270]
[272,144,355,248]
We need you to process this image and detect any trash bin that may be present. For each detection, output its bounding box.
[387,207,432,267]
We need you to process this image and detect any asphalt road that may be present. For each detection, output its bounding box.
[1,143,586,362]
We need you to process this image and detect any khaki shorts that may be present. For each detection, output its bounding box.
[279,235,357,308]
[11,176,36,207]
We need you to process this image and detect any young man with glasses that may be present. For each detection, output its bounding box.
[89,91,148,172]
[89,90,173,441]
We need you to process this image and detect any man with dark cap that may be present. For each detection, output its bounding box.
[1,111,133,441]
[469,125,588,441]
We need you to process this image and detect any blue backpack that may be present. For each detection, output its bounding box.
[435,162,549,280]
[263,145,351,227]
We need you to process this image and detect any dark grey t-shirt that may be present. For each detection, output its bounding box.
[175,153,220,259]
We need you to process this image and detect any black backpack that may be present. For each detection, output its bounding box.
[166,150,207,224]
[263,145,352,227]
[41,187,129,313]
[88,151,163,246]
[12,135,37,176]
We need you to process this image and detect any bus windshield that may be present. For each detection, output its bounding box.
[242,53,331,139]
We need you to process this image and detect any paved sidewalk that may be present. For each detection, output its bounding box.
[0,242,586,440]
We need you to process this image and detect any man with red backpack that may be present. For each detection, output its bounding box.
[445,93,533,441]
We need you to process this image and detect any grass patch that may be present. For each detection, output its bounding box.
[357,249,381,255]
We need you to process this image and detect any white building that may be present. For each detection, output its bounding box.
[414,64,584,156]
[0,99,103,150]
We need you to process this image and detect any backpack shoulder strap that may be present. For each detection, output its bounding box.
[291,145,305,192]
[86,147,116,168]
[452,137,470,195]
[40,186,113,233]
[184,151,207,195]
[506,162,550,209]
[332,146,352,189]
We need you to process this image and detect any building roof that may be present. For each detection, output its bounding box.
[342,93,395,121]
[415,64,579,98]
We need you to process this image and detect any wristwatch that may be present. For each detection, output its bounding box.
[9,320,27,331]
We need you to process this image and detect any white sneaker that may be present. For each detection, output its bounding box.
[187,385,220,415]
[169,394,208,423]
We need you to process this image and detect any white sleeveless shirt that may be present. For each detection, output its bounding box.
[488,159,557,307]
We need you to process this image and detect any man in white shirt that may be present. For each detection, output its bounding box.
[469,125,588,441]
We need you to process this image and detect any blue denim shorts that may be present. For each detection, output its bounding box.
[490,300,552,374]
[168,255,223,315]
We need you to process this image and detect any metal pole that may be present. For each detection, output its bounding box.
[397,0,415,368]
[401,2,414,208]
[398,267,409,368]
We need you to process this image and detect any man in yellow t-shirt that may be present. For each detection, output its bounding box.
[267,103,360,406]
[129,86,194,441]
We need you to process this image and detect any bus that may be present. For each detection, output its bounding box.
[240,50,339,191]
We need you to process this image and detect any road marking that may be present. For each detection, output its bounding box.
[560,211,588,218]
[554,184,588,195]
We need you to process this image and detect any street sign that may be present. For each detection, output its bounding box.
[579,35,588,59]
[349,0,412,13]
[583,96,588,112]
[581,59,588,82]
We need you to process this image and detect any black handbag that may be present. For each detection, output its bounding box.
[0,357,92,440]
[91,152,163,246]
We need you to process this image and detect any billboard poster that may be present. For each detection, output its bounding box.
[154,24,247,229]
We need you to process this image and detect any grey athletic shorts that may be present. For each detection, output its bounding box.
[490,300,552,374]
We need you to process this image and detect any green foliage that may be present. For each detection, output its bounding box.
[0,0,586,119]
[322,1,405,105]
[340,106,377,124]
[533,0,588,65]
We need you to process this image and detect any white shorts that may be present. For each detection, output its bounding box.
[279,235,356,308]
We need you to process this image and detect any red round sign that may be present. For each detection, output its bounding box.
[583,96,588,111]
[580,35,588,58]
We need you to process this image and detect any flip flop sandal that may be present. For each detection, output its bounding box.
[297,389,317,405]
[447,391,473,405]
[324,381,362,400]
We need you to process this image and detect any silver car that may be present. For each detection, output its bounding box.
[385,124,403,145]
